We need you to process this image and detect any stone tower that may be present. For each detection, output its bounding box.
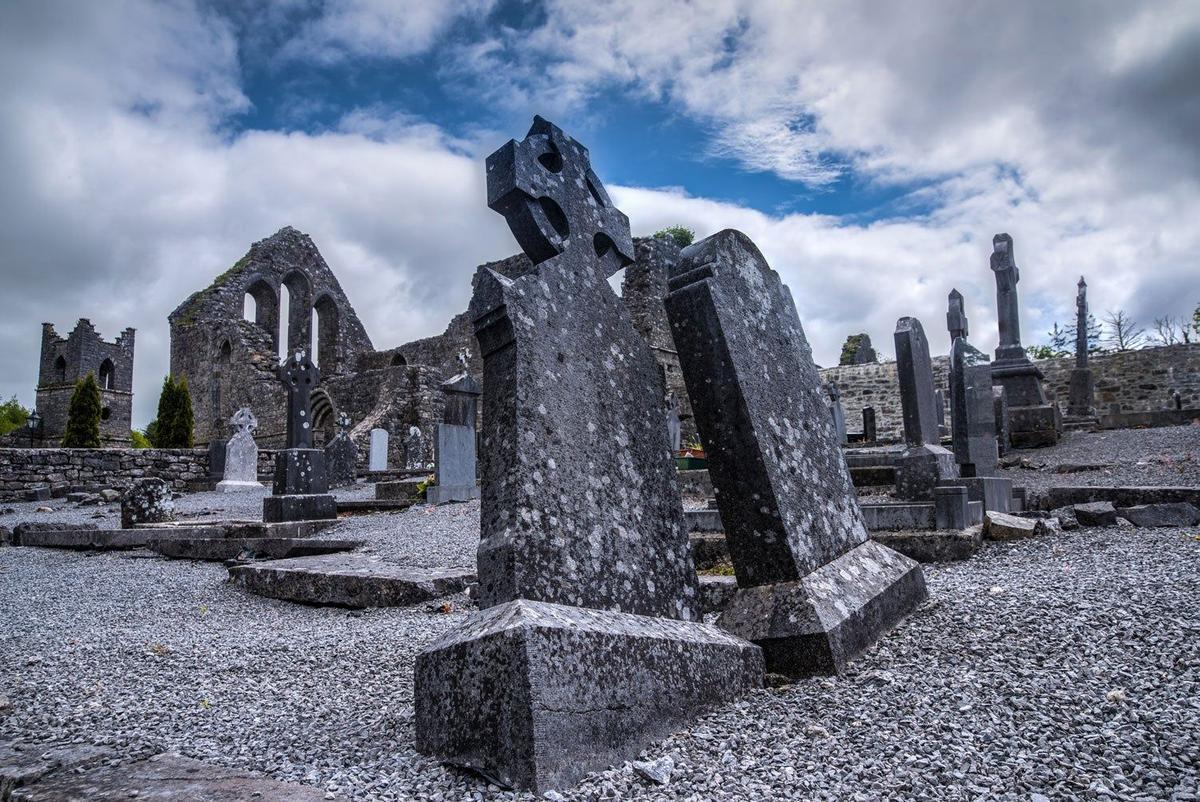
[36,319,136,446]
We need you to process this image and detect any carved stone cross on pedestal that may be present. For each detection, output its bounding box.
[278,351,319,449]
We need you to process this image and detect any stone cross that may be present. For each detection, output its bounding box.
[990,233,1023,359]
[217,407,262,491]
[278,351,319,449]
[1075,276,1088,369]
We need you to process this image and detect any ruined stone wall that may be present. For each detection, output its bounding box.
[325,364,444,469]
[821,343,1200,441]
[36,320,136,446]
[0,448,209,500]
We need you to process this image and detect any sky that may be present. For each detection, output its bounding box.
[1,0,1198,428]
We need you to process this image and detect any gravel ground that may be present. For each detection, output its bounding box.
[3,502,1198,800]
[998,425,1200,493]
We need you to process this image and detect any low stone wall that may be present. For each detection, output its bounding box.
[0,448,210,500]
[821,343,1200,442]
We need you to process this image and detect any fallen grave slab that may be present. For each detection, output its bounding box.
[335,499,419,514]
[15,520,330,550]
[983,511,1054,541]
[150,537,361,562]
[1,742,116,799]
[1114,502,1200,528]
[871,526,983,563]
[1072,501,1118,527]
[9,752,325,801]
[1044,486,1200,511]
[228,553,475,608]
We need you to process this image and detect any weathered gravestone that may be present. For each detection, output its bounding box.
[664,229,927,676]
[263,353,336,522]
[944,290,1010,512]
[325,411,357,489]
[1067,276,1096,419]
[368,428,388,471]
[993,387,1011,456]
[989,233,1062,446]
[666,391,683,453]
[426,358,481,505]
[894,317,959,499]
[862,406,877,443]
[934,388,948,439]
[121,477,174,529]
[827,381,848,445]
[414,117,762,793]
[404,426,424,470]
[216,407,264,493]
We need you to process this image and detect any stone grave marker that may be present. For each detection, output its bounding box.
[368,428,388,471]
[664,228,926,676]
[263,352,336,522]
[121,477,174,529]
[404,426,424,470]
[1067,276,1096,418]
[426,364,481,505]
[894,316,959,499]
[217,407,264,493]
[414,116,762,793]
[862,406,877,443]
[325,411,358,489]
[666,391,682,453]
[827,381,847,445]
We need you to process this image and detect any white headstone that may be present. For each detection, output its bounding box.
[216,407,265,493]
[369,428,389,471]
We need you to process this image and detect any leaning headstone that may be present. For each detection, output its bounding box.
[325,411,358,488]
[665,229,925,676]
[827,382,847,445]
[862,406,877,443]
[263,352,336,523]
[120,477,174,529]
[946,290,999,478]
[426,367,481,505]
[894,317,959,500]
[216,407,264,493]
[368,428,388,471]
[404,426,424,470]
[414,117,762,793]
[988,233,1062,446]
[1067,276,1096,419]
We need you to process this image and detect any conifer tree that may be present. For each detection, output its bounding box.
[61,374,102,448]
[172,377,195,448]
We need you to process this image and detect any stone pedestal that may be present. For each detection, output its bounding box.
[940,476,1014,514]
[264,448,335,522]
[1067,367,1095,418]
[896,443,958,501]
[415,599,762,792]
[992,360,1062,448]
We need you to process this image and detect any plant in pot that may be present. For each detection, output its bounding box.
[675,436,707,470]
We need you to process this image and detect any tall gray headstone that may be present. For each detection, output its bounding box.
[217,407,264,493]
[862,406,877,443]
[894,317,958,500]
[1067,276,1095,417]
[827,382,847,445]
[368,428,388,471]
[989,234,1061,446]
[404,426,424,471]
[947,290,999,477]
[665,391,682,453]
[414,117,761,793]
[263,353,335,522]
[934,388,948,438]
[325,411,357,489]
[426,372,481,505]
[665,229,926,676]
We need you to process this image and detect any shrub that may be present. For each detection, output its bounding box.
[151,375,195,448]
[653,225,695,248]
[130,429,152,449]
[0,395,29,438]
[62,374,101,448]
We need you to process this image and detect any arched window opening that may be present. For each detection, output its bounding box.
[54,356,67,383]
[98,359,115,390]
[245,279,280,354]
[278,283,290,362]
[390,353,407,367]
[218,340,232,362]
[243,293,256,321]
[311,308,319,367]
[314,295,340,374]
[281,271,312,357]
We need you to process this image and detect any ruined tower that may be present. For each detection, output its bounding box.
[36,319,136,446]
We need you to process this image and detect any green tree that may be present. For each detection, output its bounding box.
[151,375,195,448]
[653,225,695,248]
[149,375,175,447]
[61,374,102,448]
[173,377,195,448]
[0,395,30,438]
[130,429,152,449]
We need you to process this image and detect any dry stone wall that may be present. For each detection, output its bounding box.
[0,448,210,500]
[821,343,1200,442]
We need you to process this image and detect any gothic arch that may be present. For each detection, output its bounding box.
[98,358,115,390]
[313,294,340,374]
[245,278,279,352]
[281,270,312,356]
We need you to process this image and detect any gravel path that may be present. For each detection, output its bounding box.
[998,425,1200,493]
[3,506,1198,800]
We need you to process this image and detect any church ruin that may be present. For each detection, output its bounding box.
[36,319,136,446]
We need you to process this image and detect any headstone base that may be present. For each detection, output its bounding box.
[717,540,927,677]
[1067,367,1095,418]
[939,476,1014,513]
[895,443,958,500]
[216,480,265,493]
[1007,404,1063,448]
[992,359,1049,407]
[415,599,763,793]
[263,494,337,523]
[933,485,970,529]
[274,448,330,495]
[425,484,481,505]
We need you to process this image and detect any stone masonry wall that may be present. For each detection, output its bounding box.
[0,448,209,500]
[821,343,1200,442]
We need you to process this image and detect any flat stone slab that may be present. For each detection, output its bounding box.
[150,538,361,562]
[983,511,1054,541]
[684,508,723,533]
[228,554,475,608]
[9,753,324,801]
[859,503,936,531]
[1114,502,1200,528]
[1,742,116,799]
[15,520,328,550]
[336,499,419,514]
[375,478,424,500]
[871,526,983,563]
[1073,501,1118,527]
[1044,486,1200,510]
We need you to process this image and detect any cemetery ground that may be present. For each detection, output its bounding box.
[1,426,1198,800]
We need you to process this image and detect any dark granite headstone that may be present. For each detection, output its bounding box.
[993,387,1011,456]
[934,388,948,438]
[427,372,481,504]
[827,382,848,445]
[414,117,761,793]
[946,289,999,478]
[1067,276,1095,417]
[264,353,335,522]
[325,411,358,489]
[664,228,926,676]
[862,407,877,443]
[894,316,958,500]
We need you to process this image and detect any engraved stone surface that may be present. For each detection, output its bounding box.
[325,411,358,489]
[404,426,425,470]
[894,317,958,500]
[265,354,334,522]
[230,554,474,608]
[415,117,759,792]
[217,407,264,492]
[664,228,926,675]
